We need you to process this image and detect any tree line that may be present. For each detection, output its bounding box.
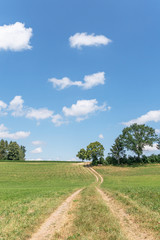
[77,123,160,165]
[0,139,26,161]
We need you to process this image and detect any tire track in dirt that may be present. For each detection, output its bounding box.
[89,167,155,240]
[90,167,103,184]
[29,189,82,240]
[87,167,99,183]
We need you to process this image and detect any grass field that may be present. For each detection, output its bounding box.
[95,164,160,238]
[1,162,160,240]
[0,162,94,240]
[54,186,127,240]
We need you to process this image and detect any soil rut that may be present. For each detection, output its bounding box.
[29,189,82,240]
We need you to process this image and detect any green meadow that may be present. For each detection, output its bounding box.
[0,162,94,240]
[1,162,160,240]
[95,164,160,238]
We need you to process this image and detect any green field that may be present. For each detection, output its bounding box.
[95,164,160,238]
[0,162,94,240]
[1,162,160,240]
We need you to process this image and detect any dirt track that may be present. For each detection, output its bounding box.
[89,166,155,240]
[29,189,82,240]
[29,165,155,240]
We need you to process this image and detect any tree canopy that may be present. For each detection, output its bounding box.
[76,148,86,161]
[122,124,158,158]
[110,135,125,164]
[76,141,105,165]
[0,139,26,161]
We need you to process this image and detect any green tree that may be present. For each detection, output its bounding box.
[19,146,26,160]
[8,142,21,160]
[86,141,105,165]
[122,124,158,158]
[157,137,160,150]
[76,148,86,161]
[110,135,125,164]
[0,139,8,160]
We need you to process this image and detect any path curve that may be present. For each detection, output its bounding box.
[30,189,82,240]
[90,167,103,184]
[87,167,99,183]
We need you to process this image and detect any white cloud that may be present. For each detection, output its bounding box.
[52,114,65,126]
[0,100,7,109]
[143,144,158,152]
[0,100,7,116]
[0,124,30,139]
[26,108,53,120]
[123,110,160,126]
[69,32,112,49]
[49,72,105,90]
[32,140,44,145]
[9,96,24,116]
[63,99,106,121]
[0,22,32,51]
[49,77,82,90]
[99,134,104,139]
[0,124,8,131]
[83,72,105,89]
[31,147,42,154]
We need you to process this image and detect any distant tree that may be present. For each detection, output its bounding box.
[8,142,21,160]
[122,124,158,159]
[19,145,26,160]
[157,138,160,150]
[0,139,8,160]
[86,141,105,165]
[110,135,125,164]
[76,148,86,161]
[0,139,26,161]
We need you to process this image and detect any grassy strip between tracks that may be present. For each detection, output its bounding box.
[54,186,127,240]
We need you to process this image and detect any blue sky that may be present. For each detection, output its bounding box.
[0,0,160,160]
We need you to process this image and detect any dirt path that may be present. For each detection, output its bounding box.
[89,167,155,240]
[90,167,103,184]
[29,189,82,240]
[87,167,99,183]
[97,188,155,240]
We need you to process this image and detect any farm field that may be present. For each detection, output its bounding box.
[0,162,94,240]
[1,162,160,240]
[95,164,160,239]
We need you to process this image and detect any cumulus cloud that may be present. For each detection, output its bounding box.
[52,114,65,126]
[63,99,106,121]
[49,77,82,90]
[26,108,53,120]
[31,147,42,154]
[0,100,7,116]
[69,32,112,49]
[49,72,105,90]
[0,100,7,109]
[9,96,25,116]
[123,110,160,126]
[0,124,8,131]
[0,124,30,139]
[32,140,44,145]
[143,143,158,152]
[99,134,104,139]
[83,72,105,89]
[0,22,32,51]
